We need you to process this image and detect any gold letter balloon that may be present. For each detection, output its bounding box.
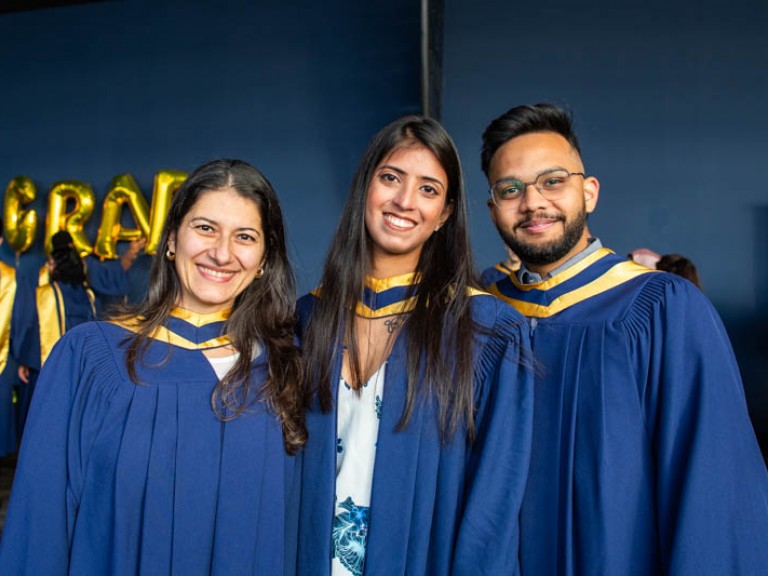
[94,173,151,259]
[45,180,96,257]
[146,170,187,255]
[3,176,38,254]
[4,171,186,258]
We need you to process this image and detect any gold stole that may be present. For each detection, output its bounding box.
[0,262,17,374]
[37,281,96,366]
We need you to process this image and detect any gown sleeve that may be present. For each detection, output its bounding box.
[85,255,129,298]
[452,300,534,575]
[627,276,768,574]
[0,325,116,575]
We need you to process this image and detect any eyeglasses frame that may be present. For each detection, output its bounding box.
[489,169,586,207]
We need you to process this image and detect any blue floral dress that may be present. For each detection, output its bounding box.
[331,364,385,576]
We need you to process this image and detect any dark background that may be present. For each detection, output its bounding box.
[441,0,768,454]
[1,0,766,452]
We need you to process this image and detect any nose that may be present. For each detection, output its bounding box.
[209,235,233,264]
[517,183,549,213]
[393,182,417,210]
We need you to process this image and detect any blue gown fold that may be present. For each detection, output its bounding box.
[294,292,534,575]
[485,250,768,575]
[0,321,295,575]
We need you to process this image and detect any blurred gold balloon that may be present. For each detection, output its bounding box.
[146,170,187,255]
[94,173,151,259]
[45,181,95,257]
[3,176,38,254]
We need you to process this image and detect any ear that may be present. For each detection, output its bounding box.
[583,176,600,214]
[487,199,499,226]
[167,231,176,253]
[438,200,455,228]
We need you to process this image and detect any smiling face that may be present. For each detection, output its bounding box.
[168,187,266,314]
[364,144,453,277]
[487,131,599,276]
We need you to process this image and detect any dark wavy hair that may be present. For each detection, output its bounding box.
[481,102,581,177]
[657,253,702,289]
[302,116,480,441]
[50,230,88,286]
[115,159,305,454]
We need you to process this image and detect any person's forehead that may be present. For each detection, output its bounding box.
[489,132,580,179]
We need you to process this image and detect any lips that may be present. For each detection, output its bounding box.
[517,214,563,233]
[197,264,237,282]
[384,213,417,230]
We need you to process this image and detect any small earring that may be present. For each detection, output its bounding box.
[166,249,176,261]
[434,225,441,232]
[255,266,265,278]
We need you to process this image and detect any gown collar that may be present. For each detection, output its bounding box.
[162,307,231,349]
[114,307,233,350]
[356,272,419,319]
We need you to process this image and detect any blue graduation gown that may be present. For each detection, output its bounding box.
[0,362,15,457]
[0,321,295,575]
[294,292,534,575]
[10,280,96,439]
[85,255,152,316]
[485,249,768,575]
[85,255,130,299]
[479,262,515,288]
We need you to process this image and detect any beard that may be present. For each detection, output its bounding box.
[497,208,587,267]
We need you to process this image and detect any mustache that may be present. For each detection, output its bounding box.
[515,212,565,229]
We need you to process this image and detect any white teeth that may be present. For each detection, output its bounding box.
[385,214,415,228]
[200,266,234,279]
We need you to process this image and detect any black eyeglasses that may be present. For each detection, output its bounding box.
[490,169,585,207]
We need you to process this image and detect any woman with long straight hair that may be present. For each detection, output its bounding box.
[0,159,305,574]
[296,116,534,575]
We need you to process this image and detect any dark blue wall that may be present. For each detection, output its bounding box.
[0,0,421,291]
[3,0,766,449]
[443,0,768,450]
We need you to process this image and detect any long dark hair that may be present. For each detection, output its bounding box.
[302,116,479,441]
[115,159,305,454]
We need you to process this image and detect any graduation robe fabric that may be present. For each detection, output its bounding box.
[10,279,96,439]
[85,255,139,317]
[479,262,513,289]
[293,292,534,575]
[85,255,130,298]
[37,257,132,319]
[0,321,294,575]
[11,280,96,373]
[484,248,768,575]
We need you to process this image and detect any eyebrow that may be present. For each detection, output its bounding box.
[378,164,446,190]
[189,216,261,235]
[493,166,569,185]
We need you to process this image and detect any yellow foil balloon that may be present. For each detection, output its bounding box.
[145,170,187,255]
[45,181,95,257]
[94,173,151,259]
[3,176,38,254]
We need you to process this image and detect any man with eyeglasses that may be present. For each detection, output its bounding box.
[480,103,768,575]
